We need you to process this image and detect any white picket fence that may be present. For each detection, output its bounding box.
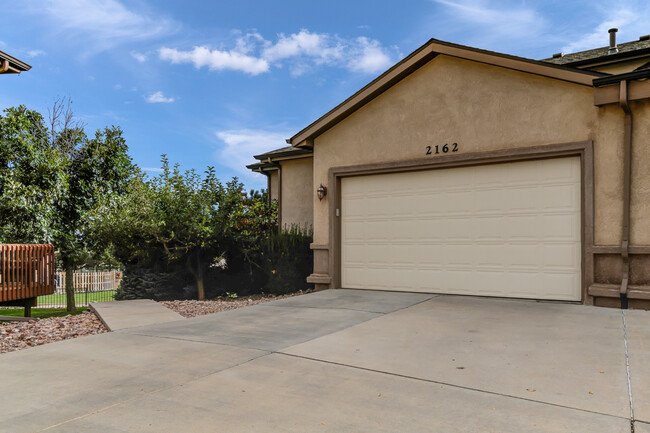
[55,270,121,294]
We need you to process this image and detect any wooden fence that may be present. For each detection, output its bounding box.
[55,270,120,294]
[0,244,56,303]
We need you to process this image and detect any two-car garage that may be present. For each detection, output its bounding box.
[340,157,582,301]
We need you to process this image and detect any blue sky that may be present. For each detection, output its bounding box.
[2,0,649,189]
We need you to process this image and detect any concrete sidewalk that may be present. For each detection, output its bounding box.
[1,290,648,433]
[89,299,184,331]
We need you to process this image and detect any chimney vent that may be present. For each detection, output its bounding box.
[552,52,563,58]
[640,35,650,41]
[608,28,618,54]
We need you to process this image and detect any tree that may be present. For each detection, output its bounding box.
[0,106,62,243]
[53,124,134,311]
[0,102,135,312]
[96,157,275,300]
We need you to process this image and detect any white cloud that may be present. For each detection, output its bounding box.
[130,51,147,62]
[216,129,291,176]
[561,4,650,54]
[142,167,164,173]
[113,84,122,89]
[145,91,174,103]
[262,30,344,64]
[160,29,397,76]
[159,46,270,75]
[431,0,546,46]
[347,37,393,73]
[24,0,176,52]
[27,49,45,58]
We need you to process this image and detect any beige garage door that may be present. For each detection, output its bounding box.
[341,157,581,301]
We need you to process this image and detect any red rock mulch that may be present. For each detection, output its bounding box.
[160,290,310,318]
[0,311,107,355]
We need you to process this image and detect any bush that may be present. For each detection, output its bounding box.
[260,225,313,295]
[115,269,193,301]
[114,225,314,300]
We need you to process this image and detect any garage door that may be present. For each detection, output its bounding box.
[341,157,581,300]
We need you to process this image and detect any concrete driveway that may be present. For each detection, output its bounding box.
[1,290,648,433]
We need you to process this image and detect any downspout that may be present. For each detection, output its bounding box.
[0,60,9,73]
[619,80,632,309]
[267,158,282,229]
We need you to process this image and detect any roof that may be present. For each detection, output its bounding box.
[542,37,650,67]
[246,161,277,171]
[247,145,313,172]
[0,51,31,74]
[287,38,606,146]
[253,146,312,161]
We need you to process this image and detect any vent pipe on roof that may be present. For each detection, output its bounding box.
[609,28,619,54]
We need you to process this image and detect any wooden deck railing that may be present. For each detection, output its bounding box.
[0,244,56,303]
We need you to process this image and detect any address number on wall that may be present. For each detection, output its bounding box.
[426,143,458,155]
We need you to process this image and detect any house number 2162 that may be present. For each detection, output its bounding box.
[426,143,458,155]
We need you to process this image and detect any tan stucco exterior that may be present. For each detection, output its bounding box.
[279,157,313,230]
[589,58,650,75]
[312,55,645,246]
[269,170,279,202]
[297,53,650,307]
[247,38,650,307]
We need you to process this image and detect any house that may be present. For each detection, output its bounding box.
[0,51,31,74]
[247,29,650,309]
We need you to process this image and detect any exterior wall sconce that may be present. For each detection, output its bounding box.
[317,184,327,201]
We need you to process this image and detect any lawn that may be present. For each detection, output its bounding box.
[0,307,87,319]
[37,290,116,305]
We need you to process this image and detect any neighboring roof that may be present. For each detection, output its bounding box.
[0,51,32,74]
[246,161,277,172]
[542,37,650,67]
[253,146,312,160]
[247,145,313,172]
[287,38,606,146]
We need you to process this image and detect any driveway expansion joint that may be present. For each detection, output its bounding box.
[622,311,635,432]
[34,349,271,433]
[260,304,393,315]
[276,352,630,422]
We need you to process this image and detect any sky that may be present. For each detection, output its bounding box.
[1,0,649,189]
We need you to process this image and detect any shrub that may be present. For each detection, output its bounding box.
[260,225,313,295]
[115,269,193,301]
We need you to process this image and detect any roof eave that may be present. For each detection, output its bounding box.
[0,51,32,73]
[288,39,606,146]
[253,148,313,161]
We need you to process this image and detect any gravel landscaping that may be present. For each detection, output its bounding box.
[0,311,107,354]
[160,290,310,318]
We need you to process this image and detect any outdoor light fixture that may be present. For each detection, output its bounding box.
[317,184,327,201]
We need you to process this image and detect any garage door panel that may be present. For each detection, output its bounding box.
[341,157,581,301]
[541,214,579,239]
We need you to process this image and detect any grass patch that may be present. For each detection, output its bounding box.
[0,308,87,319]
[37,290,116,305]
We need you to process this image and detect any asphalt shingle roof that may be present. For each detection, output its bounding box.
[253,146,312,161]
[542,37,650,66]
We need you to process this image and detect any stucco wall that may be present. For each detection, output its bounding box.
[630,100,650,245]
[311,54,647,247]
[280,157,313,230]
[589,58,650,75]
[269,170,279,201]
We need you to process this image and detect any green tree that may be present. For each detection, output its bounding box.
[53,125,134,311]
[97,157,276,300]
[0,106,62,243]
[0,102,134,312]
